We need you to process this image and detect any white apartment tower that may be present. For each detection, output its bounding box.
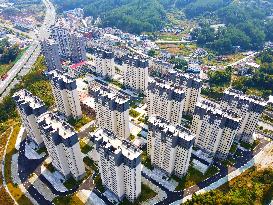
[147,78,185,125]
[191,100,240,159]
[13,89,47,146]
[167,70,202,114]
[221,89,267,144]
[123,55,149,92]
[38,112,85,180]
[41,39,62,71]
[94,47,115,78]
[147,116,195,177]
[90,85,130,139]
[91,129,141,202]
[48,70,82,119]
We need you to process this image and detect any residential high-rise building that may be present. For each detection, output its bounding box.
[90,128,141,202]
[147,116,195,177]
[167,70,202,114]
[221,89,267,144]
[90,85,130,139]
[147,78,185,125]
[38,112,85,180]
[41,39,62,71]
[94,47,115,78]
[70,33,87,63]
[149,59,174,76]
[13,89,47,146]
[123,55,149,92]
[47,70,82,119]
[191,100,240,159]
[51,26,86,63]
[51,26,71,58]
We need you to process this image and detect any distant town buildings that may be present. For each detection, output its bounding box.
[191,100,240,159]
[41,39,62,71]
[167,70,202,114]
[147,116,195,177]
[91,129,141,202]
[221,89,267,144]
[147,78,185,125]
[93,47,115,78]
[90,84,130,139]
[47,70,82,119]
[38,112,85,180]
[13,89,47,146]
[123,55,149,92]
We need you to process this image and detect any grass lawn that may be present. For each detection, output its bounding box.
[36,146,47,154]
[0,47,28,76]
[83,156,98,172]
[68,114,92,131]
[80,140,93,154]
[141,151,153,170]
[129,109,141,118]
[175,165,219,191]
[53,192,84,205]
[120,183,157,205]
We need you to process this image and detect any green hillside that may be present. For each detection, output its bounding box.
[54,0,273,36]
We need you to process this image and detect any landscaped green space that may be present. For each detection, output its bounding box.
[174,165,219,191]
[79,140,93,154]
[129,109,141,118]
[141,150,153,170]
[83,156,98,172]
[184,167,273,205]
[68,114,92,131]
[53,192,84,205]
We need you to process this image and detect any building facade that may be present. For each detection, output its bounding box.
[166,70,202,114]
[123,55,149,92]
[13,89,47,146]
[41,39,62,71]
[91,129,141,202]
[94,48,115,78]
[191,100,240,159]
[38,112,85,180]
[147,116,195,177]
[221,89,267,144]
[51,26,86,63]
[147,78,185,125]
[47,70,82,119]
[70,33,87,63]
[90,85,130,139]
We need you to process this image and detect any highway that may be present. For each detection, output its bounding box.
[0,0,56,101]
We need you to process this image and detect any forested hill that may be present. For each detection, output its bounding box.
[54,0,273,34]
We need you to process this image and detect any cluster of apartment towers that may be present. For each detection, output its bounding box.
[13,25,267,203]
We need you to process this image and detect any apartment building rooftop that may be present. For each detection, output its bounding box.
[148,115,195,143]
[196,99,240,122]
[223,88,267,106]
[124,54,149,68]
[13,89,45,110]
[91,84,129,105]
[148,78,185,95]
[91,128,141,161]
[38,112,76,140]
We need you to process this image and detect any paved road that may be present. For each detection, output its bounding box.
[0,0,56,101]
